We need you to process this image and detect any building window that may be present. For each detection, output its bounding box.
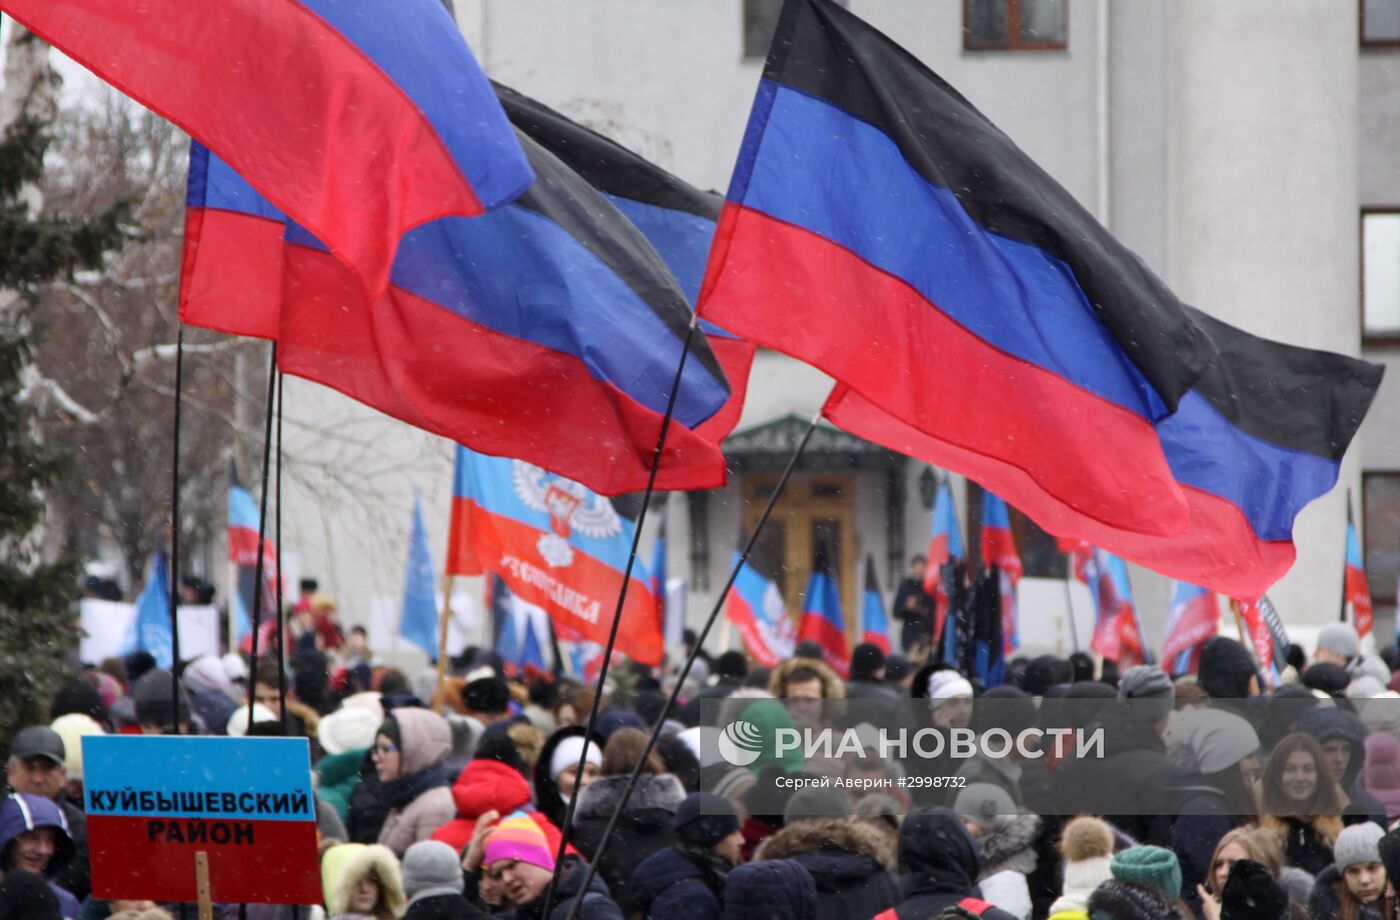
[1363,211,1400,343]
[1363,0,1400,46]
[965,0,1068,51]
[743,0,846,59]
[1363,472,1400,616]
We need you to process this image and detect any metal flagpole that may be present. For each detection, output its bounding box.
[561,407,822,920]
[540,317,700,917]
[244,345,278,728]
[168,327,185,730]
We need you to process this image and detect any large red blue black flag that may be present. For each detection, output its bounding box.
[180,94,736,494]
[699,0,1383,598]
[8,0,533,297]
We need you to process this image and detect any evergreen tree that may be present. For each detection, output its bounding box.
[0,27,126,747]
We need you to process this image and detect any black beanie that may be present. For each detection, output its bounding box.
[1086,879,1177,920]
[0,870,60,920]
[1220,859,1289,920]
[50,678,107,725]
[673,792,740,848]
[850,643,886,682]
[462,677,511,714]
[716,650,748,680]
[1301,662,1351,698]
[132,667,191,728]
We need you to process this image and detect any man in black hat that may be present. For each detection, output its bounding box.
[5,726,89,901]
[630,792,741,920]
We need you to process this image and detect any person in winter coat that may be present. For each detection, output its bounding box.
[0,870,61,920]
[401,840,486,920]
[953,782,1039,920]
[1306,821,1387,920]
[1296,708,1386,824]
[883,810,1019,920]
[371,708,455,855]
[319,744,371,826]
[533,726,602,832]
[465,811,622,920]
[630,793,743,920]
[1056,668,1179,846]
[721,859,816,920]
[753,812,900,920]
[846,644,899,701]
[1258,733,1347,876]
[0,792,79,918]
[321,842,407,920]
[1197,637,1260,710]
[571,728,684,914]
[432,732,572,862]
[1047,816,1115,919]
[1167,707,1262,917]
[1362,732,1400,822]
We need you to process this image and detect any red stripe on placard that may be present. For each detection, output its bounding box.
[88,814,321,904]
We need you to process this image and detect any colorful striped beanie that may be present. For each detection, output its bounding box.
[484,812,555,871]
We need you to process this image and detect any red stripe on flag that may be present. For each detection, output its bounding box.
[277,245,728,496]
[180,208,284,340]
[798,612,850,678]
[6,0,484,297]
[444,498,662,665]
[824,386,1294,599]
[727,593,780,668]
[700,205,1189,538]
[88,814,320,904]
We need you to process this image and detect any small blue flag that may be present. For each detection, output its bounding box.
[125,549,173,668]
[399,492,439,660]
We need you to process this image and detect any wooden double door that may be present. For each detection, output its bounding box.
[743,472,858,631]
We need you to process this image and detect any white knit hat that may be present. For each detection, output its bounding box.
[49,713,104,780]
[926,670,974,708]
[1052,816,1115,913]
[318,705,383,755]
[225,703,277,737]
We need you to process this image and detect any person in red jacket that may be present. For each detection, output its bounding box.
[432,732,572,859]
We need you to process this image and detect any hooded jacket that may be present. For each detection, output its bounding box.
[888,811,1018,920]
[376,708,455,855]
[316,747,368,824]
[722,859,817,920]
[754,818,900,920]
[323,842,407,918]
[571,772,684,914]
[1296,707,1386,823]
[534,725,599,830]
[630,845,724,920]
[0,794,79,918]
[431,757,569,856]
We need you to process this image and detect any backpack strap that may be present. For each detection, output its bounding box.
[871,910,899,920]
[957,897,994,916]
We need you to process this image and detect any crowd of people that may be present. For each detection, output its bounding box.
[10,586,1400,920]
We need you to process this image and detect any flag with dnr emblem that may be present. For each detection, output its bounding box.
[446,447,662,665]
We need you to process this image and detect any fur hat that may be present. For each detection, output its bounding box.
[317,705,382,755]
[1087,879,1182,920]
[1220,858,1289,920]
[321,843,406,917]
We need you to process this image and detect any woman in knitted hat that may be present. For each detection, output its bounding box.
[1257,733,1347,875]
[1167,707,1263,916]
[1108,846,1191,917]
[1049,817,1115,919]
[532,726,603,833]
[1306,821,1387,920]
[462,810,620,920]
